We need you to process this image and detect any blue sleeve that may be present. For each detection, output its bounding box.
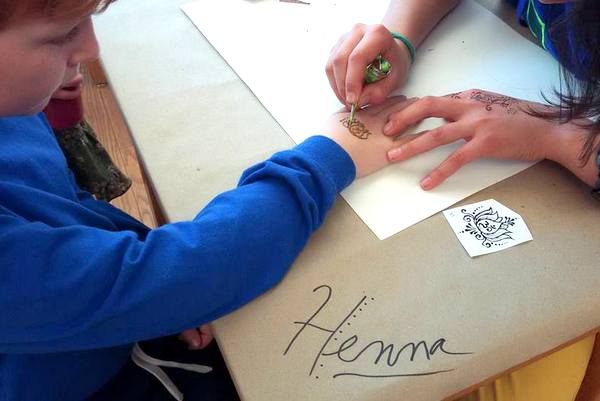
[73,183,151,239]
[0,136,355,353]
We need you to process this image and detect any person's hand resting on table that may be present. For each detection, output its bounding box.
[384,89,598,190]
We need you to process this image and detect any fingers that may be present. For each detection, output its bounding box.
[345,25,394,105]
[387,122,479,190]
[179,328,204,350]
[179,324,214,350]
[326,24,395,107]
[327,27,365,106]
[387,122,468,162]
[197,324,214,350]
[419,142,479,190]
[383,96,468,136]
[326,35,349,104]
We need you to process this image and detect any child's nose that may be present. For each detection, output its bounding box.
[69,18,100,66]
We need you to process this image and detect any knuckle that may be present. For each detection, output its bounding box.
[429,127,445,142]
[332,54,348,68]
[388,113,404,127]
[474,115,493,126]
[352,23,365,32]
[370,24,388,36]
[429,169,445,182]
[420,96,437,108]
[463,89,478,98]
[400,141,413,154]
[446,151,466,170]
[347,52,363,65]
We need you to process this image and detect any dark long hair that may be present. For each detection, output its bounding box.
[536,0,600,164]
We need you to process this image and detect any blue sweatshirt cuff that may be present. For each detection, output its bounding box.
[293,136,356,192]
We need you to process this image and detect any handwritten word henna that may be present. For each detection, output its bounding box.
[283,285,473,380]
[340,117,372,140]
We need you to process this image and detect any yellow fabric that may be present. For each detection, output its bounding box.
[459,335,595,401]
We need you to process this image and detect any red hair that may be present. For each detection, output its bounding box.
[0,0,114,27]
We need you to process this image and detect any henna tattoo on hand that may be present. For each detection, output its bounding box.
[445,92,462,99]
[469,91,521,114]
[340,117,372,140]
[445,91,523,114]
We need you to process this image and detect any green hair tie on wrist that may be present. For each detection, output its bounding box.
[390,32,416,64]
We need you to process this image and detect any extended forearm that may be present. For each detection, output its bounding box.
[382,0,460,48]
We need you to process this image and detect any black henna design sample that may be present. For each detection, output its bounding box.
[469,90,522,114]
[340,117,372,140]
[460,206,516,248]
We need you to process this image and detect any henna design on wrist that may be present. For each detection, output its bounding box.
[340,117,372,140]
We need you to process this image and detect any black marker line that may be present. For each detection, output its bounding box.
[309,295,367,376]
[284,285,332,356]
[291,321,335,334]
[333,368,455,379]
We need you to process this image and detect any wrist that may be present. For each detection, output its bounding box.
[297,135,356,189]
[389,31,416,67]
[545,122,598,187]
[393,38,413,72]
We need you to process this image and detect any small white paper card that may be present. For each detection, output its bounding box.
[443,199,533,257]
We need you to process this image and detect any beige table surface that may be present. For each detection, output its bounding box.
[94,1,600,400]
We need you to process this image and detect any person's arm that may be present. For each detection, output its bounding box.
[0,136,353,354]
[0,98,413,354]
[327,0,459,108]
[382,0,460,50]
[547,123,599,187]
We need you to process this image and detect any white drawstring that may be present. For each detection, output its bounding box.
[132,343,213,401]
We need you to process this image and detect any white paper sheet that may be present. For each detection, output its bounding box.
[443,199,533,257]
[181,0,561,239]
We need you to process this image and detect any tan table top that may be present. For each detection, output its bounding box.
[94,1,600,400]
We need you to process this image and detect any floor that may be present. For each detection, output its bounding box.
[80,61,162,228]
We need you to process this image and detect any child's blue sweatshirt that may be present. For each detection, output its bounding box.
[0,114,355,401]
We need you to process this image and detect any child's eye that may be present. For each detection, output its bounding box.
[48,27,80,46]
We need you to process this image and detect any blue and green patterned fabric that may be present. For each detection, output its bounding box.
[514,0,589,78]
